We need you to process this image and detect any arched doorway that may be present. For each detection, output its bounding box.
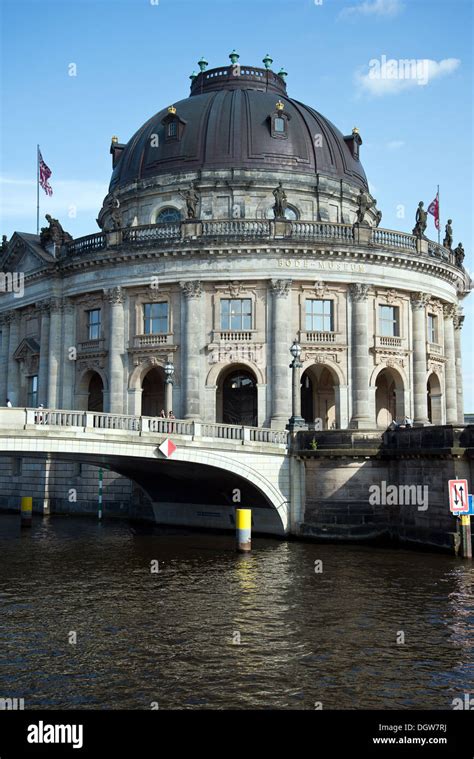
[88,372,104,412]
[375,367,405,428]
[141,367,165,416]
[427,372,442,424]
[300,365,337,429]
[217,367,257,426]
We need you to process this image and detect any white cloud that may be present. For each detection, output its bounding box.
[386,140,405,150]
[340,0,404,20]
[0,175,108,220]
[355,58,461,96]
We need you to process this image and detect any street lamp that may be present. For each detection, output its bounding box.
[287,339,306,431]
[164,360,175,415]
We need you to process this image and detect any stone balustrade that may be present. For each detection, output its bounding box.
[1,408,288,447]
[62,220,464,270]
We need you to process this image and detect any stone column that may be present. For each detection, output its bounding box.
[38,303,50,406]
[454,310,465,424]
[0,315,10,404]
[443,303,458,424]
[61,299,76,409]
[349,284,371,429]
[105,287,125,414]
[410,292,429,426]
[270,279,292,428]
[6,313,20,406]
[47,298,63,409]
[180,281,202,419]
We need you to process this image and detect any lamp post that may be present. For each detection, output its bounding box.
[164,360,175,415]
[287,339,306,431]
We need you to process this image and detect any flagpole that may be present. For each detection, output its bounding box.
[437,184,440,245]
[36,145,40,235]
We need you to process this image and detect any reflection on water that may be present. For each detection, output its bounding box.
[0,515,472,709]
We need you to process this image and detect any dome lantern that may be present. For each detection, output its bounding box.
[229,50,240,65]
[198,57,208,72]
[262,54,273,70]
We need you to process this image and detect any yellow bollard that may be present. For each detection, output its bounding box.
[21,496,32,528]
[236,508,251,553]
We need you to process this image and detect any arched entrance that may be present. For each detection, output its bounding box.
[375,367,404,427]
[88,372,104,412]
[300,365,337,429]
[427,372,442,424]
[217,366,257,426]
[141,367,165,416]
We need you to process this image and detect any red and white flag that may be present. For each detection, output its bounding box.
[38,149,53,196]
[427,191,439,230]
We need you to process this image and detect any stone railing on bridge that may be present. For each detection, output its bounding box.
[0,409,288,448]
[62,220,464,271]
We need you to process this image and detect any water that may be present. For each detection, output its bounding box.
[0,515,473,710]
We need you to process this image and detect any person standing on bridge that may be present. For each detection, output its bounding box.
[168,410,175,433]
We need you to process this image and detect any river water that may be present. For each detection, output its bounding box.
[0,515,472,710]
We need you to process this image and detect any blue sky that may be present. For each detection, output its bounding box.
[0,0,472,408]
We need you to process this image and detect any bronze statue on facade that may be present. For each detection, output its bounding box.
[355,188,372,225]
[272,181,287,219]
[412,201,428,239]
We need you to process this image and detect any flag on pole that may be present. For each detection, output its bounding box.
[38,149,53,196]
[427,191,439,230]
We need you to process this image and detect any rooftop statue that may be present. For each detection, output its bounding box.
[454,242,465,267]
[272,181,287,219]
[412,201,427,239]
[443,219,453,250]
[40,214,73,248]
[179,186,200,219]
[107,193,122,231]
[355,188,373,226]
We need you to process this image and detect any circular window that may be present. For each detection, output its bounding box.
[155,207,181,223]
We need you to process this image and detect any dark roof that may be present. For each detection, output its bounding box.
[109,65,368,191]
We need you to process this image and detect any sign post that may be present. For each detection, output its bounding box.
[449,480,471,559]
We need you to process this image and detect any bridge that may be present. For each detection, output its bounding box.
[0,408,302,536]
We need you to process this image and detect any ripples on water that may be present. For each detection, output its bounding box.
[0,515,472,709]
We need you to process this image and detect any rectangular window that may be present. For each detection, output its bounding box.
[428,313,437,343]
[305,299,334,332]
[167,121,177,138]
[87,309,101,340]
[274,117,285,133]
[220,299,252,331]
[379,305,400,337]
[27,375,38,407]
[143,302,168,334]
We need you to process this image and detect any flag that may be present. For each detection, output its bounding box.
[38,149,53,196]
[427,191,439,230]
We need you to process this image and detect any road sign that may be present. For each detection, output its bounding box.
[449,479,469,513]
[158,438,177,458]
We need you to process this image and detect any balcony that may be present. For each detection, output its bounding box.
[212,330,255,342]
[300,331,337,344]
[375,335,403,349]
[78,338,105,352]
[133,333,173,348]
[427,341,444,357]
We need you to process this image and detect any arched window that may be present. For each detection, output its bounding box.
[156,207,181,223]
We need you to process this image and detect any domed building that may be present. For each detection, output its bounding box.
[0,55,471,527]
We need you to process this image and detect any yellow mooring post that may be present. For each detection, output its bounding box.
[461,515,472,559]
[20,496,32,528]
[236,508,251,553]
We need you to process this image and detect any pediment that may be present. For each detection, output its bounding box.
[1,232,55,274]
[13,337,40,361]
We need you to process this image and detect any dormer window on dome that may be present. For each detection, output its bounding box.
[162,106,186,143]
[270,101,290,139]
